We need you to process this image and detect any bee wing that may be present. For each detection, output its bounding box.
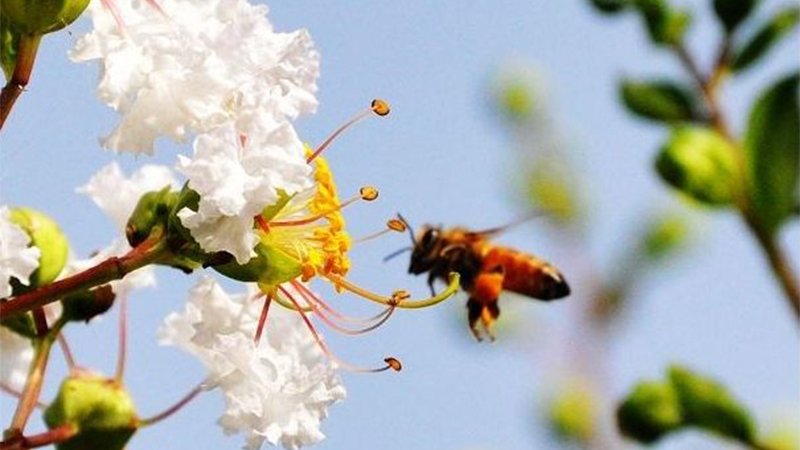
[466,210,546,238]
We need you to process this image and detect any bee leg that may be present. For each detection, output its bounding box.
[427,272,438,297]
[467,266,505,342]
[466,299,484,341]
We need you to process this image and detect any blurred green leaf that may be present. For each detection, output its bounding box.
[548,380,597,444]
[620,79,697,123]
[633,0,691,45]
[743,73,799,234]
[526,162,583,226]
[589,0,629,14]
[617,381,683,444]
[732,7,799,72]
[713,0,758,33]
[668,365,756,445]
[655,126,738,206]
[0,14,19,81]
[640,212,690,262]
[502,82,536,121]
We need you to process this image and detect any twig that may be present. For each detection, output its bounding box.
[0,34,41,131]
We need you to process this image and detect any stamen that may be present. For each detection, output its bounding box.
[253,293,273,345]
[306,99,392,164]
[323,272,462,309]
[278,286,396,336]
[57,334,77,372]
[139,381,205,427]
[353,218,406,244]
[292,280,392,324]
[114,296,128,382]
[269,188,375,227]
[100,0,127,32]
[282,289,401,373]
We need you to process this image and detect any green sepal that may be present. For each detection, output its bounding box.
[214,243,303,286]
[713,0,758,33]
[0,0,91,35]
[617,381,683,443]
[10,208,69,289]
[261,190,295,221]
[126,186,179,248]
[43,375,139,450]
[743,73,799,235]
[655,126,738,206]
[732,7,799,73]
[668,365,756,444]
[620,79,697,123]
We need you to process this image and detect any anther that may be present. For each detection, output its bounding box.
[371,99,391,116]
[359,186,379,201]
[384,357,402,372]
[387,219,407,232]
[391,290,411,302]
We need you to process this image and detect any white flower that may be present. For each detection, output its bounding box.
[160,276,345,450]
[72,163,176,295]
[71,0,320,154]
[0,326,33,391]
[77,162,177,231]
[0,206,41,298]
[177,123,311,264]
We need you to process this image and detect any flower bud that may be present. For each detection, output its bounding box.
[61,286,116,323]
[616,381,683,443]
[547,380,597,444]
[126,187,180,248]
[44,374,139,450]
[655,126,738,206]
[668,365,756,444]
[0,0,90,35]
[10,207,69,288]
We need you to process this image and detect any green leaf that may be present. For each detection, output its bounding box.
[640,212,691,263]
[548,381,597,444]
[588,0,629,14]
[633,0,691,45]
[733,7,799,73]
[616,381,683,444]
[620,79,697,123]
[0,14,19,81]
[655,126,738,206]
[744,73,799,234]
[668,366,756,445]
[713,0,758,33]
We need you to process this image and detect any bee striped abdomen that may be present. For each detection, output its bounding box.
[482,247,570,301]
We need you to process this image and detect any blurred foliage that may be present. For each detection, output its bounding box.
[0,14,18,81]
[620,79,698,123]
[733,6,799,73]
[655,126,737,206]
[639,212,690,263]
[546,379,597,445]
[761,416,800,450]
[743,73,799,235]
[617,365,761,446]
[712,0,757,33]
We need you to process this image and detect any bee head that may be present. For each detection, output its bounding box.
[408,226,443,274]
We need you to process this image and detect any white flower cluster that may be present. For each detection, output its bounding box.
[160,277,345,450]
[72,0,318,264]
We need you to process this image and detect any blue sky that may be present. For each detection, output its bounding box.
[1,1,798,449]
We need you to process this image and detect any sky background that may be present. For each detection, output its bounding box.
[1,1,798,449]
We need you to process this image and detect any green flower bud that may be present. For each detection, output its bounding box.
[668,365,756,444]
[547,381,597,444]
[44,374,139,450]
[617,381,683,444]
[126,186,180,248]
[0,0,90,35]
[61,286,116,323]
[640,213,690,262]
[655,126,738,206]
[10,207,69,288]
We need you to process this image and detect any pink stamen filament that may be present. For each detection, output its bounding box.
[0,382,47,409]
[280,287,398,373]
[115,296,128,382]
[253,293,273,345]
[100,0,127,32]
[279,285,396,336]
[306,108,374,164]
[57,334,76,372]
[352,228,394,244]
[139,382,205,427]
[291,280,393,325]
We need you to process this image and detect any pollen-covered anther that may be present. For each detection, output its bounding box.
[384,357,402,372]
[391,289,411,303]
[386,219,406,232]
[371,99,391,117]
[359,186,379,201]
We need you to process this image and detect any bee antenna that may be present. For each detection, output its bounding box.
[383,246,412,263]
[396,213,417,245]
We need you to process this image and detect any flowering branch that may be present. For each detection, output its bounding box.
[671,40,800,322]
[0,232,171,319]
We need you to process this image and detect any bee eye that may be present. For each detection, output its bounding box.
[421,229,438,248]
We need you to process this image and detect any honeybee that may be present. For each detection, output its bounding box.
[399,216,570,341]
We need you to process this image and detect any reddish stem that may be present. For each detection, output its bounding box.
[0,424,76,450]
[0,34,41,131]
